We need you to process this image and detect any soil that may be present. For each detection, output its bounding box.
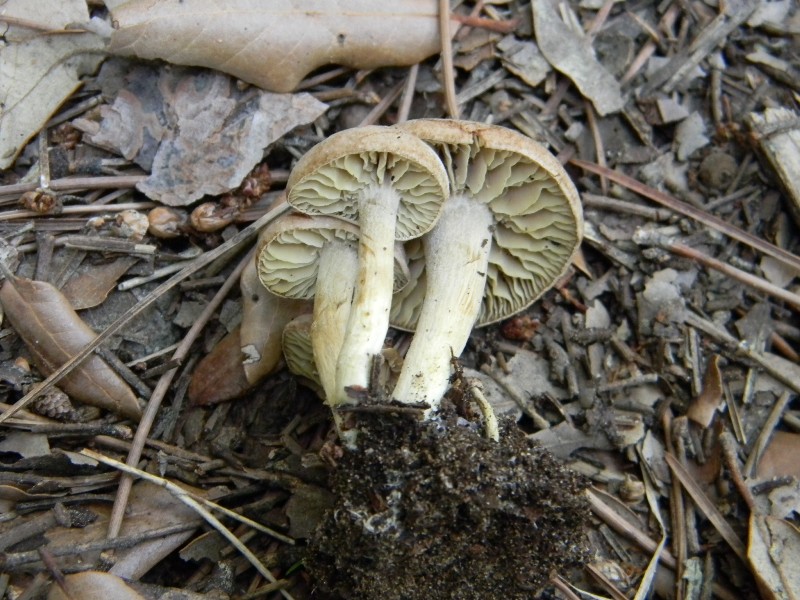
[306,404,589,600]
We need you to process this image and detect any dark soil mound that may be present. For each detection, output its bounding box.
[307,408,590,599]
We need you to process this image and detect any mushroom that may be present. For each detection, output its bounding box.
[390,119,583,410]
[286,126,448,402]
[256,212,410,407]
[282,313,323,396]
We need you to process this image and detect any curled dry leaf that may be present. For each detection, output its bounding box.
[107,0,442,93]
[188,325,251,406]
[686,354,723,428]
[0,276,141,420]
[47,572,145,600]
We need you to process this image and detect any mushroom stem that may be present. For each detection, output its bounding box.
[392,195,494,411]
[312,238,359,405]
[334,184,401,403]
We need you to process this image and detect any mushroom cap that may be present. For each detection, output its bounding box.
[282,314,322,390]
[286,126,449,240]
[391,119,583,328]
[256,212,410,299]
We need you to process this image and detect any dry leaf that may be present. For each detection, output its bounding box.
[686,354,723,428]
[188,326,251,406]
[86,62,328,205]
[531,0,624,116]
[107,0,442,93]
[61,257,139,310]
[0,276,141,420]
[48,572,145,600]
[0,0,105,168]
[748,514,800,600]
[240,259,311,385]
[757,430,800,480]
[42,481,202,580]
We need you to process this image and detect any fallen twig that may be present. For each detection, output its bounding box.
[572,158,800,273]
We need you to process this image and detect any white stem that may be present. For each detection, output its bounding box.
[392,195,493,412]
[334,184,401,403]
[312,239,359,406]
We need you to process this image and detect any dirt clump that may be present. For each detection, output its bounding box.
[307,406,590,599]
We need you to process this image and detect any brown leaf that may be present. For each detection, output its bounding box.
[757,430,800,480]
[61,257,139,310]
[686,354,723,428]
[47,572,145,600]
[188,326,252,406]
[0,277,141,420]
[107,0,442,93]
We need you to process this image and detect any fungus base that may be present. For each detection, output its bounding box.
[306,408,590,600]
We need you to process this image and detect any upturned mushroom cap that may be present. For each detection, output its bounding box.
[256,213,410,298]
[391,119,583,329]
[286,126,449,240]
[256,213,358,299]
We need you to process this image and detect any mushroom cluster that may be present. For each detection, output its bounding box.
[255,120,583,438]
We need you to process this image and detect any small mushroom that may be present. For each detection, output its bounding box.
[286,126,448,403]
[390,119,583,410]
[256,212,410,407]
[282,313,323,396]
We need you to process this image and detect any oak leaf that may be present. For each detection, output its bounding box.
[106,0,442,93]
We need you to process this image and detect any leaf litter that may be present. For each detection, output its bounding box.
[0,0,800,599]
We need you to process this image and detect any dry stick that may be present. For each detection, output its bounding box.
[662,412,687,599]
[584,102,608,194]
[668,240,800,312]
[719,430,757,511]
[0,202,291,426]
[1,523,198,570]
[635,229,800,311]
[572,158,800,273]
[586,488,677,568]
[664,454,748,563]
[82,449,294,545]
[439,0,460,119]
[396,64,420,124]
[684,312,800,397]
[107,247,255,538]
[0,202,157,221]
[81,450,294,600]
[0,175,145,199]
[450,12,519,33]
[356,80,405,127]
[742,390,794,478]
